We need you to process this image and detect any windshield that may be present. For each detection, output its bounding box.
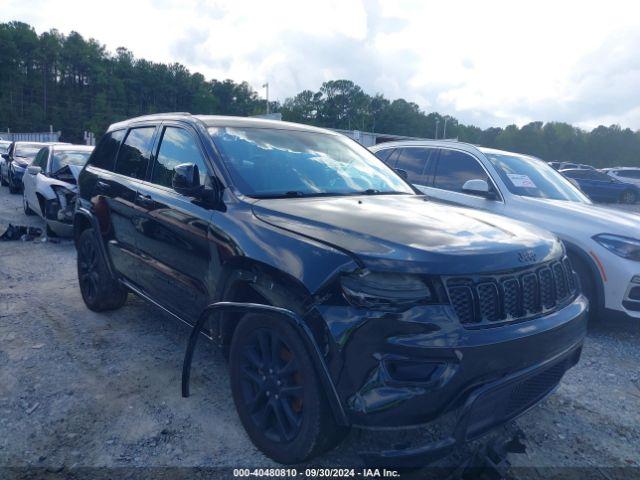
[50,150,92,172]
[481,150,591,203]
[15,144,45,160]
[209,127,414,198]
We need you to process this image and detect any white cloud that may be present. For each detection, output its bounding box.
[3,0,640,129]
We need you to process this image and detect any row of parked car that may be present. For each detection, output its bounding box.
[0,139,93,235]
[0,115,638,467]
[548,160,640,204]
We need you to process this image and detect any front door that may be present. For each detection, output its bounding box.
[133,125,214,321]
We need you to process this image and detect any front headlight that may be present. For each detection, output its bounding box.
[593,234,640,261]
[341,270,435,309]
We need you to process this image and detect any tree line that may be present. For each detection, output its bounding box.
[1,20,639,168]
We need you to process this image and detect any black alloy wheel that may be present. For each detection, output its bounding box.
[76,229,128,311]
[229,313,346,463]
[78,232,100,304]
[239,328,304,443]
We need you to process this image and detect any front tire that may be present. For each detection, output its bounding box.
[569,253,597,322]
[229,314,345,464]
[620,190,637,204]
[77,228,128,311]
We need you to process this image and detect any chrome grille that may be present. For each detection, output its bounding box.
[446,257,578,328]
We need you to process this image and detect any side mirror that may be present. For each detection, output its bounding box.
[395,168,409,181]
[172,163,201,195]
[1,153,9,160]
[27,165,41,176]
[462,179,496,199]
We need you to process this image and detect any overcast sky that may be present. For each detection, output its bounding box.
[3,0,640,130]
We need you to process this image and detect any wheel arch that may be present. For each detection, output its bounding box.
[73,208,117,279]
[563,240,605,312]
[214,258,317,351]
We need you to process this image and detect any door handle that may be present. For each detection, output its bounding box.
[135,192,155,208]
[96,180,111,193]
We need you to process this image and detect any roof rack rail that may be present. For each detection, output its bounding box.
[133,112,192,119]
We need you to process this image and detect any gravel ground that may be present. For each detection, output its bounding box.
[1,190,639,478]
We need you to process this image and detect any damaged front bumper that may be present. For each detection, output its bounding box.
[44,188,77,237]
[320,294,588,466]
[359,342,581,468]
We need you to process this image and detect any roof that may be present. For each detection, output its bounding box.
[108,113,337,136]
[369,139,463,151]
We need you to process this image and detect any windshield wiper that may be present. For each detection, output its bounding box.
[356,189,408,195]
[252,191,334,199]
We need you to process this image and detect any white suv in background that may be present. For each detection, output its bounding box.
[370,140,640,322]
[602,167,640,187]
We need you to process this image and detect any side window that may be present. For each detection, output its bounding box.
[373,148,393,163]
[395,148,433,186]
[33,148,48,169]
[434,149,488,193]
[564,170,585,179]
[114,127,156,179]
[90,130,126,171]
[151,127,208,188]
[591,171,611,181]
[384,149,399,168]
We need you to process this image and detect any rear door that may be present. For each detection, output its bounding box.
[105,125,158,284]
[133,123,214,321]
[419,148,505,214]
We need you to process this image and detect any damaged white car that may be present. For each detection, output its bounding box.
[22,144,94,237]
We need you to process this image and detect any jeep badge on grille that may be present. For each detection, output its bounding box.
[518,250,537,263]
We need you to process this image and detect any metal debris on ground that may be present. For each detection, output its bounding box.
[0,223,43,241]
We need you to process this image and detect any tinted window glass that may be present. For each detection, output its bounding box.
[619,170,640,179]
[90,130,126,171]
[152,127,208,188]
[115,127,155,179]
[588,171,611,181]
[395,148,433,185]
[50,150,92,173]
[434,149,488,192]
[373,148,393,163]
[33,148,48,168]
[562,170,586,179]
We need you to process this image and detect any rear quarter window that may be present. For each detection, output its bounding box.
[89,130,126,171]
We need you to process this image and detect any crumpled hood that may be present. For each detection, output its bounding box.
[253,195,562,274]
[51,164,82,185]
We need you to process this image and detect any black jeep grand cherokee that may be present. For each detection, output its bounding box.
[74,113,587,465]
